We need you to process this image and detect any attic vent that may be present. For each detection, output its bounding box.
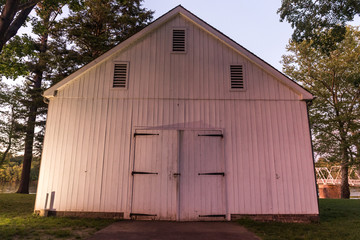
[172,29,186,52]
[230,65,244,90]
[113,63,128,88]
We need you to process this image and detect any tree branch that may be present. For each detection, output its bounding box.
[0,0,19,42]
[17,0,42,11]
[5,4,36,43]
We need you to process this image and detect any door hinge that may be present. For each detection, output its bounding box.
[198,134,223,138]
[198,172,225,176]
[199,214,226,218]
[134,133,159,137]
[130,213,157,217]
[132,171,158,175]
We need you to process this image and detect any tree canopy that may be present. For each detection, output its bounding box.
[278,0,360,51]
[282,26,360,198]
[1,0,153,193]
[0,0,42,53]
[53,0,153,67]
[0,83,26,166]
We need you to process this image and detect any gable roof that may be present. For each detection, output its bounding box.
[44,5,313,100]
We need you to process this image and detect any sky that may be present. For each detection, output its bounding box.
[142,0,360,72]
[8,0,360,76]
[6,0,292,85]
[142,0,294,72]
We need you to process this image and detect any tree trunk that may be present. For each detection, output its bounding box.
[0,144,11,166]
[340,163,350,198]
[337,119,351,199]
[16,17,48,193]
[16,104,38,193]
[340,144,350,198]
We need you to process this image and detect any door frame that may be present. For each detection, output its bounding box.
[129,127,228,221]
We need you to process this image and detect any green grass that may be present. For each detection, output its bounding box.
[0,194,116,240]
[238,199,360,240]
[1,194,359,239]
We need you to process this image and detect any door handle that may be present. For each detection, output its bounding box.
[173,173,181,176]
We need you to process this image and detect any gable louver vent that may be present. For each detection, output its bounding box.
[172,29,186,52]
[230,65,244,90]
[113,63,128,88]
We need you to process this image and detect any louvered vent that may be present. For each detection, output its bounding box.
[113,63,128,88]
[172,29,186,52]
[230,65,244,89]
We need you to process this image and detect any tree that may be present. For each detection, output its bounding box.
[0,83,26,166]
[282,26,360,198]
[1,0,67,193]
[278,0,360,51]
[0,0,42,53]
[53,0,153,66]
[1,0,153,193]
[16,1,66,193]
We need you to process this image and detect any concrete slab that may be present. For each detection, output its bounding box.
[87,221,260,240]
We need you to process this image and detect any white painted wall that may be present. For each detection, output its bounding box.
[35,13,318,218]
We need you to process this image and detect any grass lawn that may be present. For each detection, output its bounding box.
[1,194,359,240]
[238,199,360,240]
[0,194,116,240]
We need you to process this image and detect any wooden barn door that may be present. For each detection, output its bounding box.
[179,130,226,221]
[130,130,179,220]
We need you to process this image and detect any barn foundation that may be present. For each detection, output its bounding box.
[34,210,124,219]
[231,214,319,223]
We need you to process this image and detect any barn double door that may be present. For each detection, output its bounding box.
[131,129,226,221]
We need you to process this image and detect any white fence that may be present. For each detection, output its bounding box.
[316,166,360,186]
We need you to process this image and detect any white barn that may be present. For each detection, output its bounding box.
[35,5,319,222]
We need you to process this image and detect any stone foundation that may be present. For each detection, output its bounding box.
[231,214,319,223]
[34,210,124,219]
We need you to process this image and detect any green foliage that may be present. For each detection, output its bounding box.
[0,194,116,240]
[52,0,153,68]
[39,0,153,85]
[0,0,41,53]
[315,157,334,168]
[278,0,360,52]
[0,35,36,79]
[30,156,40,181]
[0,164,22,182]
[0,83,27,165]
[0,155,40,182]
[1,0,154,193]
[282,26,360,165]
[238,199,360,240]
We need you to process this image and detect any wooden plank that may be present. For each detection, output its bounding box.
[131,130,178,220]
[35,100,56,210]
[179,130,226,221]
[58,98,78,210]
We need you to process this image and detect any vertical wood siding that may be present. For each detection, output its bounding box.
[35,14,318,217]
[36,99,318,215]
[179,130,226,220]
[56,15,299,101]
